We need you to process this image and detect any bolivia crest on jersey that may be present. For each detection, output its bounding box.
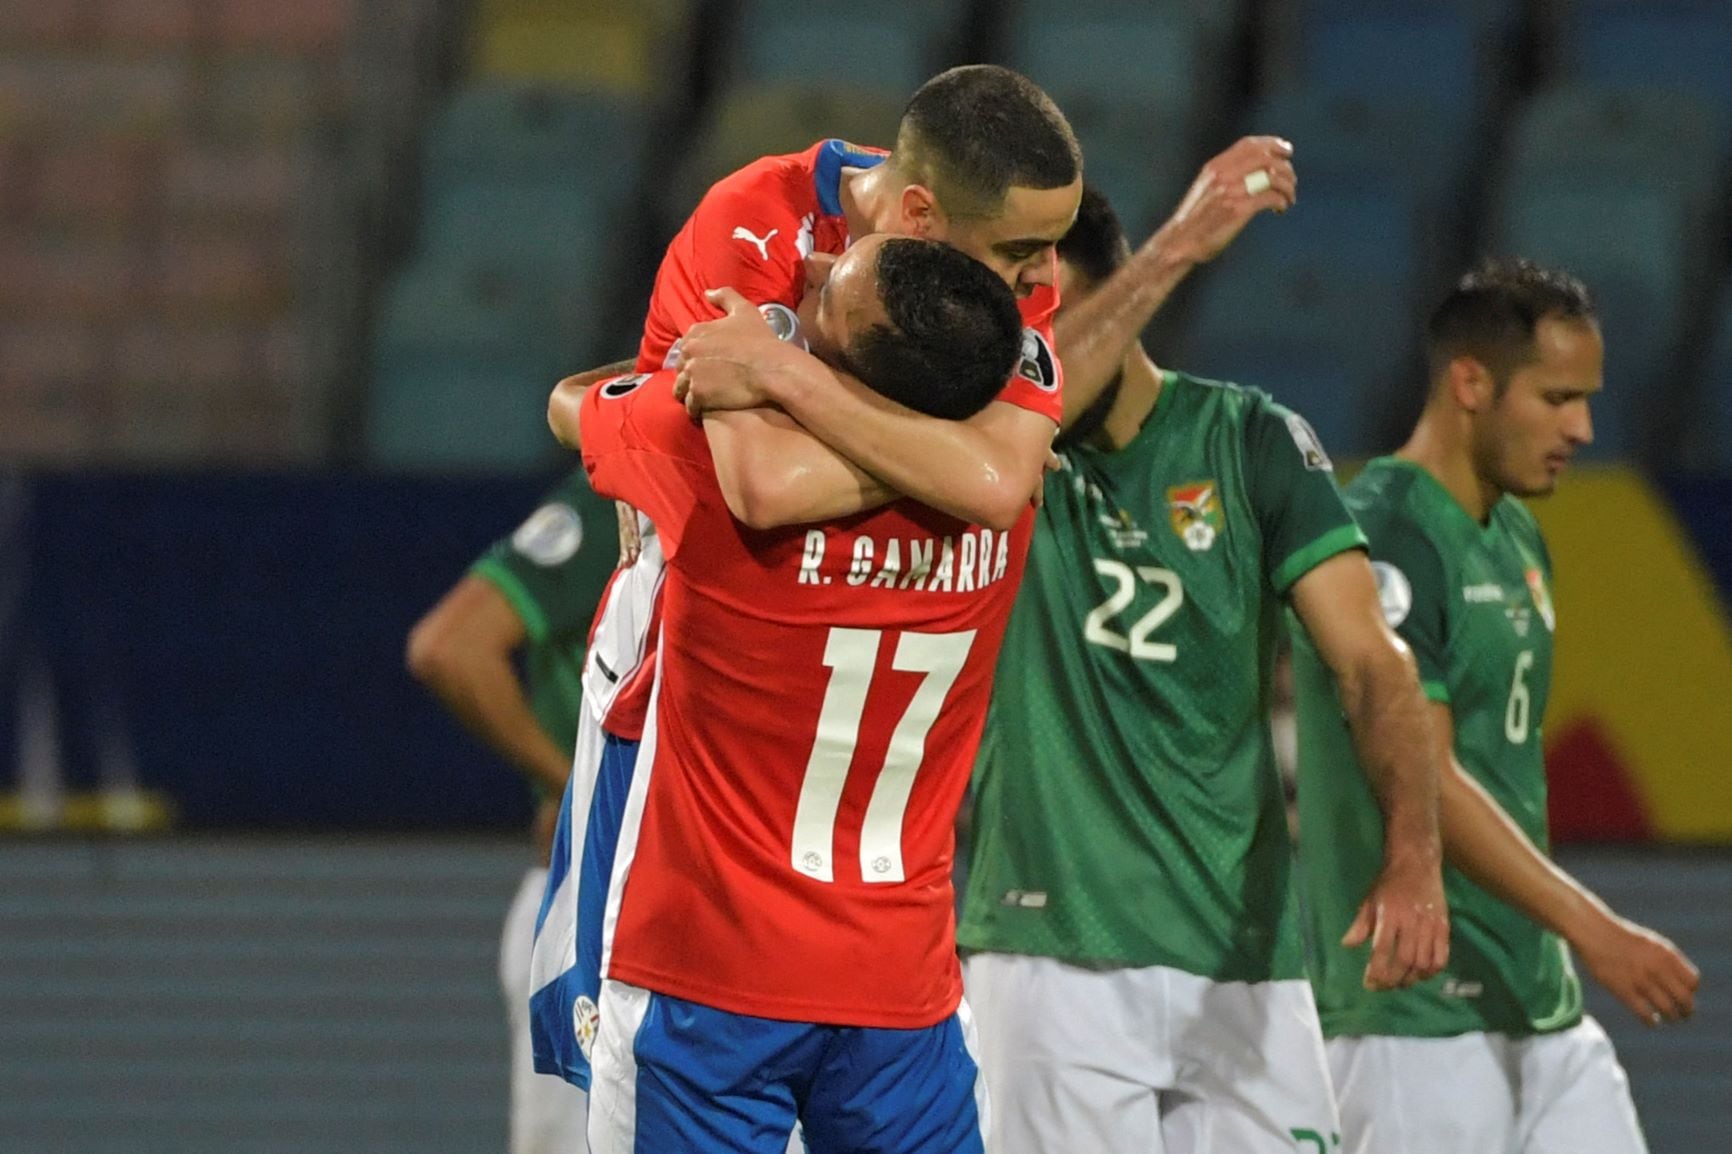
[1525,567,1556,632]
[1167,481,1223,552]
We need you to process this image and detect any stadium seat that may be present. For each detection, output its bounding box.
[1008,8,1209,115]
[1495,186,1687,459]
[1178,256,1416,455]
[422,83,647,207]
[1060,95,1196,235]
[369,259,568,471]
[657,83,904,225]
[1559,4,1732,131]
[418,178,612,295]
[1501,87,1722,229]
[1228,187,1422,301]
[473,1,685,95]
[731,0,967,95]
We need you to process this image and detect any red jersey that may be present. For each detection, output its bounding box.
[606,139,1066,739]
[581,373,1034,1027]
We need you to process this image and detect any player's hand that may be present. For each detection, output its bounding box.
[675,287,804,416]
[1030,448,1060,509]
[615,501,642,568]
[1572,911,1699,1027]
[1157,136,1297,266]
[1344,855,1450,991]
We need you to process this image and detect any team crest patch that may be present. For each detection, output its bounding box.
[1526,568,1555,632]
[573,995,600,1060]
[1016,327,1058,392]
[1167,481,1223,552]
[512,503,583,566]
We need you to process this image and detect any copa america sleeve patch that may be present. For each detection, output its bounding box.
[1284,411,1333,471]
[513,503,584,566]
[1371,561,1412,628]
[1017,328,1058,392]
[600,373,649,400]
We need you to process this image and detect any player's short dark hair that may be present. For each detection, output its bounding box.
[840,238,1022,421]
[1054,185,1132,448]
[895,65,1082,219]
[1426,257,1597,393]
[1057,185,1132,288]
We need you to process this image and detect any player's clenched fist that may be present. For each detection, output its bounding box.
[1159,135,1297,267]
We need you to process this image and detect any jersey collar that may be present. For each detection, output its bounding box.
[815,139,887,218]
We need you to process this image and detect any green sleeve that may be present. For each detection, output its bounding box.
[1359,510,1453,702]
[469,471,619,645]
[1243,398,1368,596]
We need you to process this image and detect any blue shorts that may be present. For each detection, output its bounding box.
[588,980,987,1154]
[530,730,641,1087]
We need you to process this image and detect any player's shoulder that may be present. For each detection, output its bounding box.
[1344,461,1451,568]
[1161,370,1331,456]
[696,140,836,222]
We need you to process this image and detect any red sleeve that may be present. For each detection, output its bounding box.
[636,162,808,371]
[579,372,719,559]
[996,276,1064,424]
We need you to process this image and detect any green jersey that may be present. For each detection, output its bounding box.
[1294,457,1580,1038]
[470,471,618,764]
[959,372,1366,980]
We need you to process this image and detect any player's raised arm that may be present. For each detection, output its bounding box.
[1426,705,1700,1026]
[1054,137,1295,429]
[1290,553,1448,990]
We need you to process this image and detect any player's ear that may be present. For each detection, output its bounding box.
[1447,356,1493,414]
[899,183,942,238]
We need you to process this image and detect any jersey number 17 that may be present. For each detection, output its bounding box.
[790,627,976,886]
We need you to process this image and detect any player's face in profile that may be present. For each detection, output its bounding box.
[1479,315,1602,497]
[937,177,1083,297]
[795,234,892,367]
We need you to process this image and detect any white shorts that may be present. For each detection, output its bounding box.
[501,865,588,1154]
[1327,1017,1648,1154]
[963,952,1340,1154]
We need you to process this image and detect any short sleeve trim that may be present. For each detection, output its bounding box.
[470,557,551,644]
[1271,524,1370,596]
[1420,680,1451,704]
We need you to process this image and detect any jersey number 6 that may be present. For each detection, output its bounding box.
[791,627,977,886]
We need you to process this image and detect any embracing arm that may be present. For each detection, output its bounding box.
[1055,137,1297,428]
[765,365,1052,531]
[548,358,636,450]
[1292,551,1448,989]
[703,408,898,529]
[1428,705,1699,1026]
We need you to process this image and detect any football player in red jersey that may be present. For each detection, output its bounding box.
[570,234,1023,1153]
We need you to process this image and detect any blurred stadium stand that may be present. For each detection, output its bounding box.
[3,2,1732,1151]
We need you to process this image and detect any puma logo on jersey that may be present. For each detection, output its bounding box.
[732,226,779,261]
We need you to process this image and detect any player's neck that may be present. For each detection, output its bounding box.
[1094,345,1163,451]
[839,163,895,243]
[1397,410,1499,524]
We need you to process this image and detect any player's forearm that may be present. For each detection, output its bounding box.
[548,358,635,449]
[1052,226,1197,429]
[767,363,1041,530]
[1337,648,1443,871]
[703,411,898,528]
[411,648,570,794]
[1439,763,1611,945]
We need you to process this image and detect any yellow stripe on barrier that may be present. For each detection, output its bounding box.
[1531,467,1732,840]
